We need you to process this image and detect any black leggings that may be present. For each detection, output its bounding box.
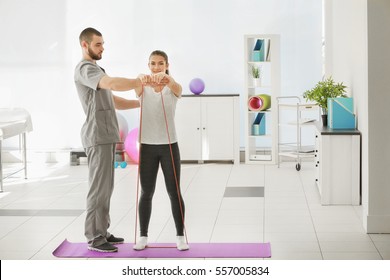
[138,143,185,237]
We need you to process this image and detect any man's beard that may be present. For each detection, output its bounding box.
[88,46,102,60]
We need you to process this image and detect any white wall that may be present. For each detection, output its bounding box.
[325,0,390,233]
[0,0,322,150]
[0,0,70,150]
[366,0,390,233]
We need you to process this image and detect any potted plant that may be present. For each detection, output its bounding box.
[251,65,261,87]
[303,76,347,126]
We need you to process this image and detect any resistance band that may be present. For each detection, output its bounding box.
[134,85,189,248]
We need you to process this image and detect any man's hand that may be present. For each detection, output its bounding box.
[138,74,169,87]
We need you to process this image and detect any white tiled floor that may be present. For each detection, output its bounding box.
[1,160,390,260]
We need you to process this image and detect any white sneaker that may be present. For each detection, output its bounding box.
[176,236,189,251]
[133,236,148,251]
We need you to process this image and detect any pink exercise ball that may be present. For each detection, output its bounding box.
[124,127,140,164]
[116,113,129,150]
[189,78,205,95]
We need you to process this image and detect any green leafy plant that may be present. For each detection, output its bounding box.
[251,65,260,79]
[303,76,347,114]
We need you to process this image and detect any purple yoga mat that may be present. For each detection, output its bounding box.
[53,239,271,258]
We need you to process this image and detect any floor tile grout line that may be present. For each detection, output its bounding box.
[1,163,87,211]
[262,165,266,244]
[0,165,61,242]
[42,180,88,212]
[367,236,385,260]
[111,165,143,242]
[29,214,84,260]
[181,164,201,196]
[298,167,324,260]
[298,165,384,260]
[350,207,384,259]
[208,164,234,243]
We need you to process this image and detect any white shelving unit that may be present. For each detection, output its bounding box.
[277,96,319,171]
[244,34,280,164]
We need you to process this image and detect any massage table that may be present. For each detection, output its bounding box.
[0,108,33,192]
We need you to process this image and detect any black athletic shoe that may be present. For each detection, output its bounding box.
[88,242,118,253]
[107,235,124,244]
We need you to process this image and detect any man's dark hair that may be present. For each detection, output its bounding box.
[79,27,102,45]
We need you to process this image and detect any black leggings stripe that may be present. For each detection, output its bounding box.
[138,143,185,237]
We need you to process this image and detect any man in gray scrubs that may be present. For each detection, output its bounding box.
[75,27,141,252]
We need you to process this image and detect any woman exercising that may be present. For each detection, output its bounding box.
[133,50,188,251]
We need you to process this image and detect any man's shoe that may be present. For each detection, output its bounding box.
[88,242,118,253]
[107,234,124,244]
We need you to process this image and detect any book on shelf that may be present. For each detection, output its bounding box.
[252,113,266,135]
[252,39,264,61]
[252,39,271,62]
[265,39,271,61]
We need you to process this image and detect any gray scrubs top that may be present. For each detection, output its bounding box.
[74,60,120,148]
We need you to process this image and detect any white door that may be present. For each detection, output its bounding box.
[201,97,234,160]
[175,97,202,160]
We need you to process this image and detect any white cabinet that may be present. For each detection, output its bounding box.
[175,95,240,164]
[244,34,280,164]
[314,123,361,205]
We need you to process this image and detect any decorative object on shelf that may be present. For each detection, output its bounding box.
[251,65,261,87]
[248,94,271,111]
[252,39,264,61]
[252,113,266,135]
[302,76,347,126]
[328,97,356,129]
[189,78,205,95]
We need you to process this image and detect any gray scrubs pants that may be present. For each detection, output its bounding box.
[84,143,116,246]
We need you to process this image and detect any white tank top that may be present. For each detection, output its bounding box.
[139,86,179,144]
